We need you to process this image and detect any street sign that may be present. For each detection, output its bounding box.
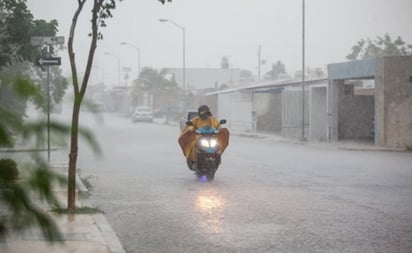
[36,57,61,66]
[31,36,65,46]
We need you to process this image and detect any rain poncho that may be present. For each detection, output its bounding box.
[178,116,229,161]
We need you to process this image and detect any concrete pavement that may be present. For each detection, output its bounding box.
[0,163,126,253]
[229,129,407,152]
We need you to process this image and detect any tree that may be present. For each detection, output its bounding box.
[346,33,412,60]
[0,0,67,117]
[66,0,172,211]
[0,75,67,242]
[306,67,326,79]
[239,69,255,85]
[0,0,35,67]
[136,67,178,91]
[221,56,230,69]
[0,0,95,242]
[130,67,177,108]
[0,74,96,242]
[32,66,68,113]
[264,60,288,80]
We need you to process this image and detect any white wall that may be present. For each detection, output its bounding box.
[310,86,327,141]
[217,91,254,132]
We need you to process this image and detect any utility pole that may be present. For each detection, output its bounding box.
[121,42,141,81]
[159,19,186,94]
[301,0,306,141]
[258,45,262,81]
[31,36,64,162]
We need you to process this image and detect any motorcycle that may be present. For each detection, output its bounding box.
[186,119,228,182]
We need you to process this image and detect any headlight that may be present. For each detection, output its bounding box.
[201,139,209,147]
[200,138,218,148]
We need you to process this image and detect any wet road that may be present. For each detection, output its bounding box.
[68,112,412,253]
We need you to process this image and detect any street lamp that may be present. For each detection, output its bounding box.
[104,52,121,86]
[121,42,141,80]
[159,18,186,94]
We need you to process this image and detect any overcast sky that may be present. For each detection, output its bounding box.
[26,0,412,87]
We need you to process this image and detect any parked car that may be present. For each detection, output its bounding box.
[179,111,198,131]
[132,106,153,122]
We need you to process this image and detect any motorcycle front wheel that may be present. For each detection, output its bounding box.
[206,170,215,181]
[195,170,215,182]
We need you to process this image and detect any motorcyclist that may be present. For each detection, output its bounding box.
[178,105,228,171]
[191,105,220,129]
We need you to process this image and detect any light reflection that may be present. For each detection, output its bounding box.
[194,189,225,234]
[199,175,207,183]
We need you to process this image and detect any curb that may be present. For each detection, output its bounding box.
[94,214,126,253]
[337,146,406,152]
[76,173,126,253]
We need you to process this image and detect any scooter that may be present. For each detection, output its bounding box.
[186,119,228,182]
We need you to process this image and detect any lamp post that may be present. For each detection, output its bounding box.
[121,42,141,80]
[301,0,306,141]
[104,52,121,86]
[159,18,186,94]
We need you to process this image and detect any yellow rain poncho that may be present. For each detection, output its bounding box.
[178,116,229,161]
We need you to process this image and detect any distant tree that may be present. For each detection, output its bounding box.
[306,67,326,79]
[159,68,178,90]
[264,60,287,80]
[136,67,178,91]
[66,0,172,211]
[240,69,254,79]
[221,56,230,69]
[219,83,229,90]
[346,33,412,60]
[239,69,255,84]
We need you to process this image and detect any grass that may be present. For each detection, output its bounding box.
[80,175,94,191]
[78,175,95,199]
[51,175,102,214]
[52,206,103,214]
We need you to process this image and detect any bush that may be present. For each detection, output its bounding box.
[0,159,19,183]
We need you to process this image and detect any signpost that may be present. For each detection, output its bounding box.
[31,36,65,46]
[36,57,61,66]
[31,36,64,162]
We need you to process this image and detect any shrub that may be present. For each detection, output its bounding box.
[0,159,19,183]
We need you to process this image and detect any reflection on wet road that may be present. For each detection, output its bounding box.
[194,188,225,234]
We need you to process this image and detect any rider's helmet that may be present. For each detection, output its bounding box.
[198,105,212,120]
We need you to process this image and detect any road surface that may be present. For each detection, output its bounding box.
[57,111,412,253]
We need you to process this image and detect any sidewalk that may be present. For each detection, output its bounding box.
[0,163,125,253]
[230,130,407,152]
[165,118,406,153]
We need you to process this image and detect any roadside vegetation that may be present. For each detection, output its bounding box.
[0,0,97,242]
[1,0,172,243]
